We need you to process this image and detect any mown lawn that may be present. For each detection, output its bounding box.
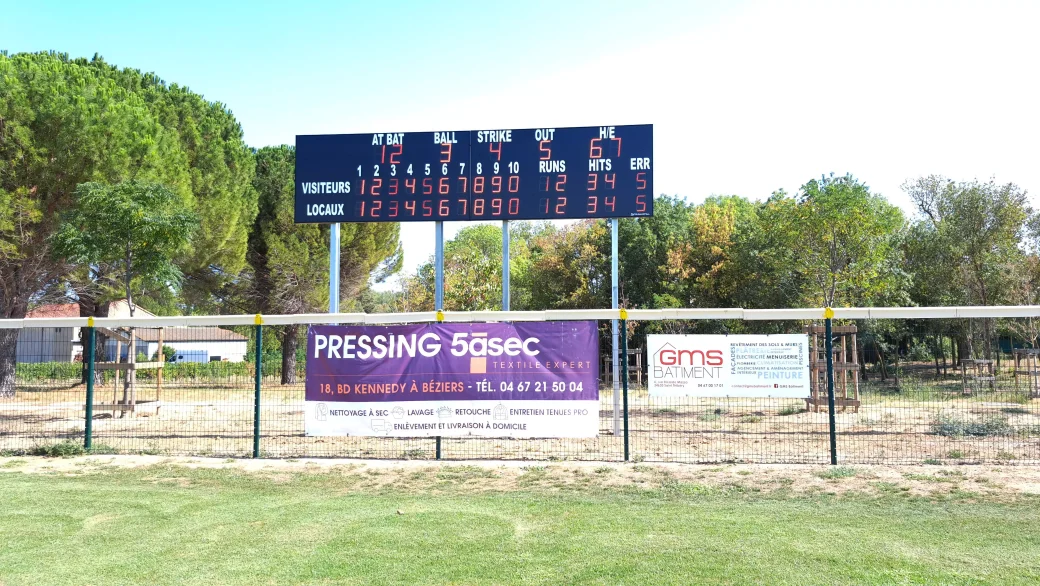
[1,464,1039,585]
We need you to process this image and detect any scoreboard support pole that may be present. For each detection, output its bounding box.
[502,221,510,311]
[611,218,621,436]
[435,221,444,460]
[329,223,341,313]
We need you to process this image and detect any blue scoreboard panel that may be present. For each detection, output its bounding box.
[295,124,653,223]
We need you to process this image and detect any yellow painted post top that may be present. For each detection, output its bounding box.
[436,310,445,322]
[823,307,835,319]
[254,313,263,325]
[619,309,628,320]
[87,317,94,327]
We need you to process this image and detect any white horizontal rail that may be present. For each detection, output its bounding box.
[2,306,1040,329]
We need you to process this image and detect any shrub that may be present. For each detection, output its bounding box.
[931,414,1014,437]
[16,362,82,381]
[778,404,805,416]
[31,441,85,458]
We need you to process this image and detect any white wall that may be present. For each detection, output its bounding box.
[144,341,247,363]
[16,327,81,363]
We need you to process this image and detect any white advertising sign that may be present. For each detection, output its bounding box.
[648,334,810,398]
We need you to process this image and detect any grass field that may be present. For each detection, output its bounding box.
[2,458,1040,585]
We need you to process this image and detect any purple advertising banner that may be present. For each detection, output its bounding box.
[305,321,600,437]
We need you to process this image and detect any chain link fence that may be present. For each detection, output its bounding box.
[2,308,1039,464]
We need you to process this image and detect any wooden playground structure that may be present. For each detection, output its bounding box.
[805,324,861,413]
[93,326,165,416]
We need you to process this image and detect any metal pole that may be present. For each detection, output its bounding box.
[611,219,620,436]
[435,221,444,310]
[329,223,340,313]
[253,321,263,458]
[435,221,444,459]
[84,324,96,450]
[825,316,838,465]
[502,220,510,311]
[621,314,630,462]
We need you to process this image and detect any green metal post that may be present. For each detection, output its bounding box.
[253,322,263,458]
[825,317,838,465]
[621,317,630,462]
[84,325,96,450]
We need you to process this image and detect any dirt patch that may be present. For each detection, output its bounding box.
[3,455,1040,501]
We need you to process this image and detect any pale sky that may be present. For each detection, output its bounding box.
[4,0,1039,287]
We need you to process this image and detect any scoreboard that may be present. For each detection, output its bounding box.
[295,124,653,223]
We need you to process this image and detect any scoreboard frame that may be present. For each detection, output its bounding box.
[294,124,653,223]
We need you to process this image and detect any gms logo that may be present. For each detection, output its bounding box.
[653,342,724,379]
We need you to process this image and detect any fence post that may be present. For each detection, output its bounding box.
[621,310,630,462]
[253,315,263,458]
[824,309,838,465]
[84,319,96,450]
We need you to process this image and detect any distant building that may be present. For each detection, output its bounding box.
[17,302,247,364]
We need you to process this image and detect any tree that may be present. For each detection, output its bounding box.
[245,146,402,383]
[781,174,907,307]
[0,52,189,397]
[53,180,196,404]
[903,176,1034,358]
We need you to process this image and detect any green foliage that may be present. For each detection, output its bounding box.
[16,362,82,381]
[30,441,86,458]
[53,180,197,314]
[931,413,1014,437]
[152,345,176,362]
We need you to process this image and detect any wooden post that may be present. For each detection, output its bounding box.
[157,328,164,414]
[113,339,121,406]
[851,329,860,403]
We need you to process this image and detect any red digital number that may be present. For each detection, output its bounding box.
[456,198,467,215]
[473,198,485,216]
[371,178,382,197]
[422,178,433,195]
[438,177,450,195]
[405,200,416,216]
[489,142,502,161]
[636,194,647,213]
[491,176,502,194]
[587,196,597,213]
[555,174,567,192]
[636,172,646,190]
[357,201,365,216]
[508,175,519,192]
[390,143,402,164]
[439,200,450,216]
[474,176,485,194]
[555,197,567,214]
[610,137,621,157]
[389,178,398,196]
[543,175,550,192]
[539,140,552,160]
[605,196,616,212]
[370,200,382,217]
[440,142,452,163]
[388,200,399,218]
[508,198,519,215]
[540,198,549,214]
[405,178,417,193]
[457,177,468,193]
[587,173,597,191]
[589,138,602,159]
[604,173,615,189]
[491,198,502,216]
[422,200,433,217]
